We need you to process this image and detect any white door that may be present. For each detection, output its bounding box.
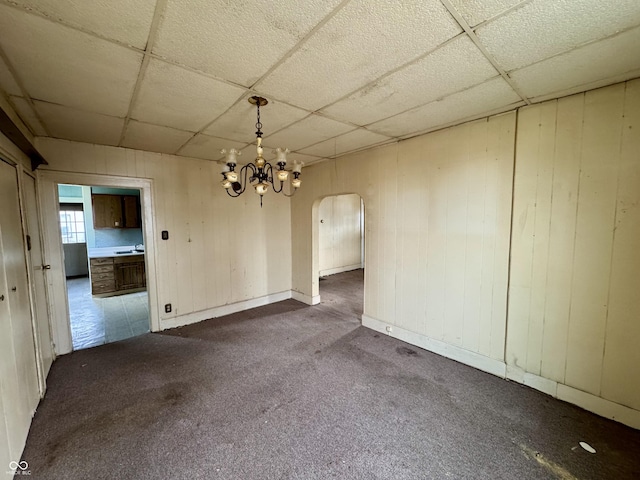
[22,171,54,390]
[0,159,39,463]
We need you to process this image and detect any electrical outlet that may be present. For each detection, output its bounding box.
[165,303,172,313]
[161,230,169,240]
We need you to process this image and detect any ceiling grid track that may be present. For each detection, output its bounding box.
[0,44,51,136]
[439,0,532,106]
[117,0,169,147]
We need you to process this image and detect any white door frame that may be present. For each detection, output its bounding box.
[38,170,159,355]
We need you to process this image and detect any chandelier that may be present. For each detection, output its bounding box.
[220,96,302,206]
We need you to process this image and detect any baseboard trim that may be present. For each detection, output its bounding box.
[506,365,640,429]
[319,263,363,277]
[361,314,640,430]
[361,314,507,378]
[291,290,321,305]
[161,290,293,330]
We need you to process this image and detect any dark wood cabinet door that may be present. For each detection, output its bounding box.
[115,261,145,290]
[123,195,140,228]
[92,194,123,228]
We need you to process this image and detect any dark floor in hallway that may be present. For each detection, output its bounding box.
[23,269,640,479]
[67,276,149,350]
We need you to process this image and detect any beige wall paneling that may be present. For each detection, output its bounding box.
[506,101,557,376]
[35,139,292,338]
[318,193,363,276]
[539,94,584,383]
[292,113,515,372]
[600,79,640,409]
[507,80,640,424]
[565,84,625,396]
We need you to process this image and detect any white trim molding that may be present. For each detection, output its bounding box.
[161,290,293,330]
[292,290,321,306]
[319,263,363,277]
[362,313,640,430]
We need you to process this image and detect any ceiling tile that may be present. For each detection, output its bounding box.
[132,59,246,132]
[0,5,142,117]
[369,77,522,138]
[299,129,393,157]
[9,96,47,136]
[0,55,22,96]
[121,120,194,154]
[263,114,355,152]
[34,101,124,146]
[153,0,344,87]
[511,26,640,100]
[321,35,499,126]
[204,96,309,143]
[287,152,323,167]
[448,0,525,27]
[256,0,462,111]
[8,0,157,49]
[476,0,640,71]
[179,133,245,161]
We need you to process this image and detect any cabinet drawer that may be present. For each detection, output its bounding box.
[91,265,114,274]
[91,271,114,282]
[92,281,115,294]
[90,257,114,266]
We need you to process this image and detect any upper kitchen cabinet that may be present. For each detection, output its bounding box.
[92,194,140,229]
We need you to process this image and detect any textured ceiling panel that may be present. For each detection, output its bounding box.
[369,77,522,138]
[8,0,157,49]
[9,96,47,136]
[132,59,245,132]
[204,97,309,143]
[476,0,640,71]
[448,0,525,27]
[511,26,640,100]
[0,5,142,117]
[121,120,194,154]
[321,35,499,126]
[287,152,323,167]
[153,0,343,87]
[299,128,392,157]
[34,101,124,146]
[263,114,356,152]
[179,133,244,161]
[0,55,22,96]
[256,0,462,111]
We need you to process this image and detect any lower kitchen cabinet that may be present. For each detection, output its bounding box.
[90,255,145,295]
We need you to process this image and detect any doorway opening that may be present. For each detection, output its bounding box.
[316,194,365,318]
[58,184,149,350]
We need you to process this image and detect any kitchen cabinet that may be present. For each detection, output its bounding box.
[90,254,145,295]
[92,194,140,229]
[114,255,145,290]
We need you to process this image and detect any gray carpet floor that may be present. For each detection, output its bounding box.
[21,269,640,479]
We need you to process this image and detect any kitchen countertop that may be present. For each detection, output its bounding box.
[88,246,145,259]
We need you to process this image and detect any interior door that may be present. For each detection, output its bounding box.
[0,159,39,462]
[22,171,54,388]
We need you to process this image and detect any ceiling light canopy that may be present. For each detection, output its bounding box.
[221,96,302,206]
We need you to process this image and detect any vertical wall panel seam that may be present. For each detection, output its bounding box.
[539,100,560,376]
[599,81,628,397]
[503,109,520,363]
[563,92,587,384]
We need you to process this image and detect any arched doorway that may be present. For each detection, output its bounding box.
[312,193,365,318]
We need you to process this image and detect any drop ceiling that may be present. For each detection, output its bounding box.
[0,0,639,166]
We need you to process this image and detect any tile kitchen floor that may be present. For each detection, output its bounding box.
[67,276,150,350]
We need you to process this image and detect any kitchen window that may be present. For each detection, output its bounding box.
[59,204,86,244]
